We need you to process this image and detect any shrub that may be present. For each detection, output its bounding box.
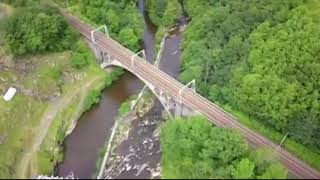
[4,5,77,56]
[71,52,89,69]
[83,90,101,111]
[118,102,130,117]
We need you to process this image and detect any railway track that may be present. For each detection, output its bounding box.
[63,11,320,179]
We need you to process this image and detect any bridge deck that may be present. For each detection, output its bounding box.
[62,11,320,179]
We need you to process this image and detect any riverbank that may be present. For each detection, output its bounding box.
[17,69,106,178]
[0,4,124,177]
[55,72,143,178]
[0,43,116,178]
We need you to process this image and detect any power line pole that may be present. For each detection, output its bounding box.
[274,132,289,152]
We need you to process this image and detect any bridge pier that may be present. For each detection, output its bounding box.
[99,50,124,69]
[89,25,110,64]
[155,87,197,118]
[96,46,104,63]
[174,102,182,118]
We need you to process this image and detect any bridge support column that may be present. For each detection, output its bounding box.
[90,25,109,63]
[152,82,199,119]
[156,88,193,118]
[174,102,182,118]
[100,51,114,68]
[158,89,173,118]
[95,47,104,63]
[174,79,196,118]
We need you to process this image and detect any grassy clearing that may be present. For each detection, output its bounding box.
[0,95,47,178]
[36,94,81,175]
[0,52,73,178]
[222,104,320,171]
[33,57,124,176]
[0,2,126,178]
[0,39,119,178]
[33,72,109,176]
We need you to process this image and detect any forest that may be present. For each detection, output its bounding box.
[1,0,319,178]
[4,4,76,56]
[180,0,320,155]
[161,116,287,179]
[66,0,144,52]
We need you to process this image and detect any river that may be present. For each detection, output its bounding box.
[56,0,185,178]
[55,73,144,178]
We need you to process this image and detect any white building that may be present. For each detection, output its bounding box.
[3,87,17,102]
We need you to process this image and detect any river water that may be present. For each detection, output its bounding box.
[56,0,184,178]
[55,73,144,178]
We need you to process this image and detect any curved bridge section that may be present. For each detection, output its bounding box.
[62,11,320,179]
[99,53,195,117]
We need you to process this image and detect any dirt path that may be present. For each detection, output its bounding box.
[16,76,103,178]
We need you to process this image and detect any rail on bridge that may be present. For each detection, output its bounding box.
[89,25,199,118]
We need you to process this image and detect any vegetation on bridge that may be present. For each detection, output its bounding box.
[161,116,287,179]
[179,0,320,170]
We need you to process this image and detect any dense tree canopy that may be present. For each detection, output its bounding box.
[180,0,320,152]
[145,0,182,27]
[161,116,287,179]
[4,5,77,56]
[76,0,143,52]
[1,0,39,7]
[119,27,139,51]
[232,6,320,149]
